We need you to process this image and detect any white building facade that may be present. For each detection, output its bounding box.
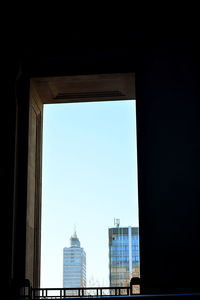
[63,232,86,289]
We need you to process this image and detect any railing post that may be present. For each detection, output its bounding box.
[130,276,140,295]
[29,286,32,299]
[127,287,129,295]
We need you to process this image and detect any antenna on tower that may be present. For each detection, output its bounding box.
[73,224,77,238]
[114,218,120,227]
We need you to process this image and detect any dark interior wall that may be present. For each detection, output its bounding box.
[2,58,31,298]
[136,46,200,293]
[2,36,200,297]
[2,59,19,297]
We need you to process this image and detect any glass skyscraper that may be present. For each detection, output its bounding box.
[63,231,86,290]
[108,225,140,287]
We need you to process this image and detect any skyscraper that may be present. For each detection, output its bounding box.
[108,222,140,287]
[63,231,86,290]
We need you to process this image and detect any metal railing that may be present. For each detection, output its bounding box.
[29,285,140,299]
[18,278,141,299]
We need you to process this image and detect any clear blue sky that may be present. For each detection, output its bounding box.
[41,100,139,288]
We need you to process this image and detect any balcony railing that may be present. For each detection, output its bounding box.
[30,286,133,299]
[19,278,140,299]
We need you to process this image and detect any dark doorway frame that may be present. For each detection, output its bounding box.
[14,73,137,290]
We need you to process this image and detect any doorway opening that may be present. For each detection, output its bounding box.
[41,99,139,293]
[27,73,139,296]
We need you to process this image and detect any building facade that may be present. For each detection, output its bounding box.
[109,225,140,287]
[63,232,86,290]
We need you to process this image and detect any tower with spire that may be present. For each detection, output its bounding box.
[70,230,80,247]
[63,230,86,291]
